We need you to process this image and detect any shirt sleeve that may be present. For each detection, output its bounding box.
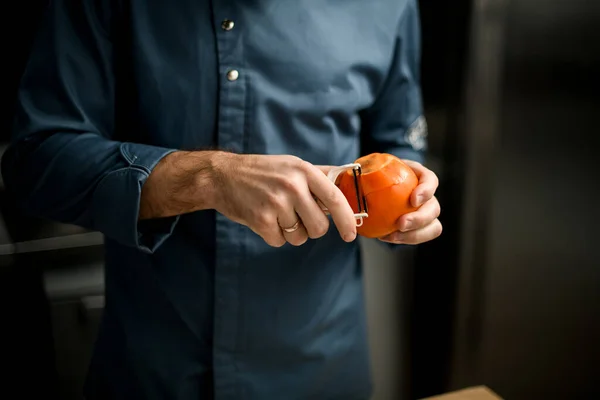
[360,0,428,165]
[359,0,429,249]
[0,0,179,254]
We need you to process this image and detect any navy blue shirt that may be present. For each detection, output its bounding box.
[2,0,428,398]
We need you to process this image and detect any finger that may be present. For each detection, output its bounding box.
[402,160,439,207]
[254,215,287,248]
[279,212,309,246]
[314,165,332,176]
[395,196,441,232]
[293,187,331,239]
[379,218,443,245]
[304,164,357,242]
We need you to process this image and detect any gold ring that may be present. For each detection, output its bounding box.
[281,220,300,233]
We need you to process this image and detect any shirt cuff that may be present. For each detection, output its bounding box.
[91,142,180,254]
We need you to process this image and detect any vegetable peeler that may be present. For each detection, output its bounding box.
[321,163,369,227]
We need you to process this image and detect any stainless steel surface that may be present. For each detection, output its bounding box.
[362,239,415,400]
[450,0,509,387]
[0,232,104,256]
[43,262,105,302]
[449,0,600,398]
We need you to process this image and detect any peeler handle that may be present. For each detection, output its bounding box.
[326,163,362,183]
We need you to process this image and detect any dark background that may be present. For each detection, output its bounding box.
[1,0,599,399]
[413,0,600,398]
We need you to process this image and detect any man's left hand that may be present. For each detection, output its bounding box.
[378,160,442,245]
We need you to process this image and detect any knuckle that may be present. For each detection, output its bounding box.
[288,235,308,247]
[266,192,286,211]
[263,231,286,247]
[267,237,286,248]
[427,172,439,187]
[285,155,305,170]
[294,157,309,170]
[434,202,441,218]
[309,219,330,238]
[280,175,304,196]
[254,212,274,230]
[323,188,343,208]
[300,161,316,176]
[434,220,443,237]
[422,188,435,200]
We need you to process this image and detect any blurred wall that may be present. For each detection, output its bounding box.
[449,0,600,398]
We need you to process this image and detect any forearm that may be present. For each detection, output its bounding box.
[2,131,179,252]
[139,150,226,220]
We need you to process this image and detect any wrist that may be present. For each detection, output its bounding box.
[139,150,225,219]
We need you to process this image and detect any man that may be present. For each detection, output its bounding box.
[2,0,442,399]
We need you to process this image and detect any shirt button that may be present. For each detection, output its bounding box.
[221,19,235,31]
[227,69,239,81]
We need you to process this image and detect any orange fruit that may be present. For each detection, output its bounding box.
[336,153,419,238]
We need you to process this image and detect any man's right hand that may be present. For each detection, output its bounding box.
[140,151,357,247]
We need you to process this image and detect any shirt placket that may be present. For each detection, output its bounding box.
[211,2,247,399]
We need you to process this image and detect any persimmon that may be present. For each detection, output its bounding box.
[336,153,419,238]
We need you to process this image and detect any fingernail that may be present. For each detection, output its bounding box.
[388,233,404,244]
[344,232,357,242]
[402,219,413,232]
[415,195,424,207]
